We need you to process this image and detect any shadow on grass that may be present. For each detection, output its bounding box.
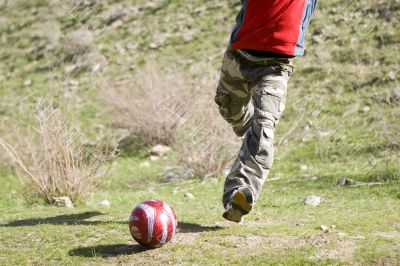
[1,211,126,227]
[69,244,149,258]
[178,222,223,233]
[68,223,222,258]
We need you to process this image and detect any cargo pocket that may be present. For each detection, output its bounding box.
[254,127,275,170]
[214,86,232,123]
[253,89,282,121]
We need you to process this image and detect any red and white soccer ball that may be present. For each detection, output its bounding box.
[129,200,177,248]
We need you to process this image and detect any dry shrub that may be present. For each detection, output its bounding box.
[102,63,239,178]
[0,98,114,204]
[176,89,239,178]
[102,64,192,146]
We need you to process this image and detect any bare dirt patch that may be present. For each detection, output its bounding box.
[214,219,280,228]
[172,232,200,244]
[218,231,358,261]
[307,233,357,261]
[223,233,307,251]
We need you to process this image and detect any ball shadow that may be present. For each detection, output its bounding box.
[178,222,223,233]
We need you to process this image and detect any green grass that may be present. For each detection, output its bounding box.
[0,157,399,265]
[0,0,400,265]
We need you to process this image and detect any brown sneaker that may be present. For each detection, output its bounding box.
[223,187,254,223]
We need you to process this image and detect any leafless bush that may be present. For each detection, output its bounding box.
[176,89,239,178]
[0,98,114,204]
[64,29,94,61]
[102,63,239,178]
[102,64,192,146]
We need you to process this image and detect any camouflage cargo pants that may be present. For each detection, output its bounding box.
[214,50,293,206]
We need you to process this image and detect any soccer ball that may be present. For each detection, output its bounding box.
[129,200,177,248]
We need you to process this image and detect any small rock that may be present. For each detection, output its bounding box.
[53,196,74,208]
[300,164,308,171]
[337,177,356,186]
[301,135,313,142]
[331,224,337,229]
[320,224,329,232]
[362,106,370,113]
[184,192,194,199]
[149,144,171,157]
[181,168,195,179]
[338,231,347,239]
[149,155,160,161]
[162,171,181,183]
[139,161,150,168]
[388,71,396,81]
[23,79,32,87]
[303,195,321,207]
[100,199,110,208]
[149,42,159,49]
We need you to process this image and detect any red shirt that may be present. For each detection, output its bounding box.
[230,0,318,56]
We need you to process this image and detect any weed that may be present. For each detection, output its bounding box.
[0,98,115,204]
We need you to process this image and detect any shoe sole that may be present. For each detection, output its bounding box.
[231,189,253,213]
[223,190,253,223]
[223,207,243,223]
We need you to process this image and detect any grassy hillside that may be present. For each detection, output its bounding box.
[0,0,399,265]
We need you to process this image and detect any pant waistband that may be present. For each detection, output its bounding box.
[234,50,294,69]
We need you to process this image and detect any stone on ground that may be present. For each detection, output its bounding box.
[303,195,321,207]
[149,144,171,157]
[53,196,74,208]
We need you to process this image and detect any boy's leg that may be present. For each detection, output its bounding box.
[214,50,253,137]
[222,60,292,215]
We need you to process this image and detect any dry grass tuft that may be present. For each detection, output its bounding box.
[0,98,115,204]
[102,64,239,178]
[102,64,193,146]
[176,89,239,178]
